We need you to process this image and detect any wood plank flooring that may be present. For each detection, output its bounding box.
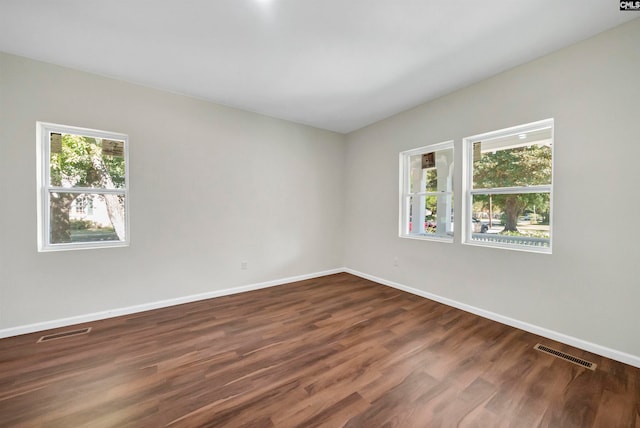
[0,273,638,427]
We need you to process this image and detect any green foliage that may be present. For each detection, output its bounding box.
[473,144,551,231]
[50,135,125,188]
[103,149,126,189]
[499,229,549,239]
[49,134,126,242]
[490,193,549,214]
[425,169,437,192]
[425,195,437,219]
[473,144,551,188]
[50,134,92,187]
[70,219,98,230]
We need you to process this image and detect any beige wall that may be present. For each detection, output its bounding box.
[343,19,640,358]
[0,52,346,329]
[2,19,639,363]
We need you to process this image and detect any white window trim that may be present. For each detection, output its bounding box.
[36,122,130,252]
[462,119,554,254]
[399,140,454,243]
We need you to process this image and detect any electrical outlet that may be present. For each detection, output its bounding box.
[241,261,248,270]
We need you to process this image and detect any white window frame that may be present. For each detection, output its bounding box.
[36,122,130,252]
[462,119,553,254]
[399,141,454,243]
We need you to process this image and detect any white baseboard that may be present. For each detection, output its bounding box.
[4,266,639,369]
[0,268,344,339]
[344,268,640,369]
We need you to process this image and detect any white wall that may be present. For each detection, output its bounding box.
[343,19,640,359]
[2,19,639,365]
[0,52,345,330]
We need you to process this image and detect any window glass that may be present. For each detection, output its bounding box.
[49,134,126,188]
[472,129,552,189]
[464,120,553,252]
[49,192,124,244]
[38,123,129,251]
[400,142,454,241]
[471,192,550,248]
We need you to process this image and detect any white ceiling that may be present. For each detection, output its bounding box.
[0,1,635,133]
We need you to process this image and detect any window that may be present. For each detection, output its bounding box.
[72,195,94,215]
[400,141,454,242]
[463,119,553,253]
[37,122,129,251]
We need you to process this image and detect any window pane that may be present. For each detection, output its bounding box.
[408,148,453,193]
[470,192,550,248]
[472,127,552,189]
[49,133,126,189]
[50,192,125,244]
[407,194,454,237]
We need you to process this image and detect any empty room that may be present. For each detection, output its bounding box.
[1,1,639,427]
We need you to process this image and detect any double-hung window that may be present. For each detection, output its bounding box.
[37,122,129,251]
[400,141,454,242]
[463,119,553,253]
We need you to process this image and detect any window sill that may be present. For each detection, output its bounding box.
[462,238,551,254]
[38,240,129,252]
[399,233,454,243]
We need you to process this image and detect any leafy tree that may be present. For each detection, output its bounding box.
[473,145,551,232]
[50,134,125,242]
[424,169,438,221]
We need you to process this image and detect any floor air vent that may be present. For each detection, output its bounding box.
[37,327,91,343]
[534,343,596,370]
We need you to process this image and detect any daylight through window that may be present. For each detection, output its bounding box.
[400,141,454,242]
[463,119,553,253]
[37,122,129,251]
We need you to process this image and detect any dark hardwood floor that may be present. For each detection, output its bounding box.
[0,273,638,427]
